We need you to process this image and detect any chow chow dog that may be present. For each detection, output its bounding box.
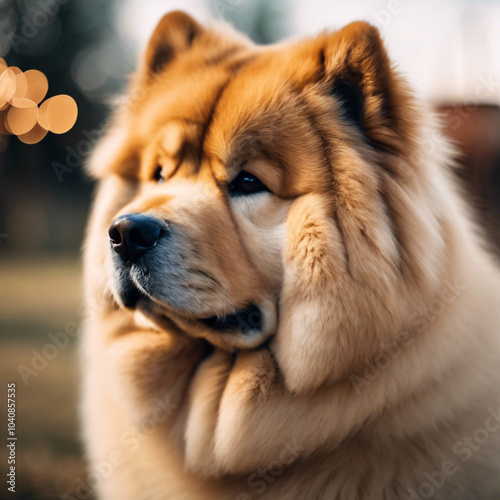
[81,11,500,499]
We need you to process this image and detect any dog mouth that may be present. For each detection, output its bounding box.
[198,304,263,333]
[116,275,263,336]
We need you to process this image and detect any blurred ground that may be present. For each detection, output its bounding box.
[0,256,87,500]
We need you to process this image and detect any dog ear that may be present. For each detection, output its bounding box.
[142,11,203,77]
[86,12,201,179]
[321,21,414,154]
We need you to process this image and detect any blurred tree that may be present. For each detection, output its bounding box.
[0,0,135,254]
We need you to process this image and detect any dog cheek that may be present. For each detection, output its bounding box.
[273,194,354,393]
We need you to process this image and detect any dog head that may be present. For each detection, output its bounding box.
[88,12,450,392]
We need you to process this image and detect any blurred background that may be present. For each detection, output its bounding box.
[0,0,499,498]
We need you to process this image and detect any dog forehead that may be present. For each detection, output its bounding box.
[126,37,331,195]
[132,41,311,150]
[133,69,228,143]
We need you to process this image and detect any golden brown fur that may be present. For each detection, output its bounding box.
[81,12,500,499]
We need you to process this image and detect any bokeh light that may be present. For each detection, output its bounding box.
[0,58,78,143]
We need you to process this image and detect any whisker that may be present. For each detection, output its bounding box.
[188,269,236,316]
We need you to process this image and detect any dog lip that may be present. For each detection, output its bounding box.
[118,278,151,309]
[198,304,263,333]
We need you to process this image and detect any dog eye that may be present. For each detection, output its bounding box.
[229,171,269,196]
[153,166,164,183]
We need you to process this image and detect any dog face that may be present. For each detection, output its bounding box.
[89,12,449,391]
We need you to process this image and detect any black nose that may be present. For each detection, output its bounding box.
[108,214,162,263]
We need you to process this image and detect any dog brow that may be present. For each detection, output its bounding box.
[198,56,257,167]
[198,78,232,168]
